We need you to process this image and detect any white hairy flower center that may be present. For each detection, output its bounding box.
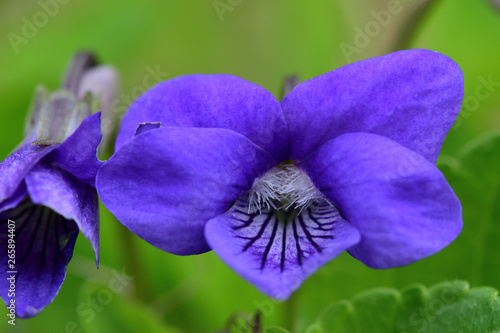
[248,164,329,213]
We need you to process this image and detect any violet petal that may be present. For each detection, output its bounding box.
[0,198,79,318]
[116,74,289,162]
[25,161,99,265]
[282,49,463,162]
[47,113,103,187]
[0,144,57,202]
[299,132,462,268]
[97,127,276,255]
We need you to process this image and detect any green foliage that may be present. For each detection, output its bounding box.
[78,282,180,333]
[305,281,500,333]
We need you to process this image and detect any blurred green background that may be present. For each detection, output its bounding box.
[1,0,500,332]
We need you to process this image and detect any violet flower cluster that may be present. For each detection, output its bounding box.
[0,49,464,316]
[96,49,464,299]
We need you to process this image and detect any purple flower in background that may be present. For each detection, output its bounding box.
[0,53,117,317]
[97,49,463,299]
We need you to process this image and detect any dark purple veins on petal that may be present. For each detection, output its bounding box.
[230,196,338,273]
[0,197,78,318]
[205,194,361,300]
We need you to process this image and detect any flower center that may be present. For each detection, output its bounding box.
[248,163,330,214]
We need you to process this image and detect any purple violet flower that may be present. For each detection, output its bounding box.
[0,54,115,317]
[96,49,464,300]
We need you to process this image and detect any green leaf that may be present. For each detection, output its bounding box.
[305,281,500,333]
[78,281,179,333]
[439,132,500,288]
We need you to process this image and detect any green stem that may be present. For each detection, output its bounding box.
[284,290,299,332]
[392,0,442,51]
[117,221,150,301]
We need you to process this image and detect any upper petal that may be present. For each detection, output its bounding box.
[115,74,289,162]
[47,113,103,187]
[299,132,462,268]
[25,161,99,264]
[0,112,101,204]
[282,49,464,162]
[0,144,57,202]
[97,127,277,255]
